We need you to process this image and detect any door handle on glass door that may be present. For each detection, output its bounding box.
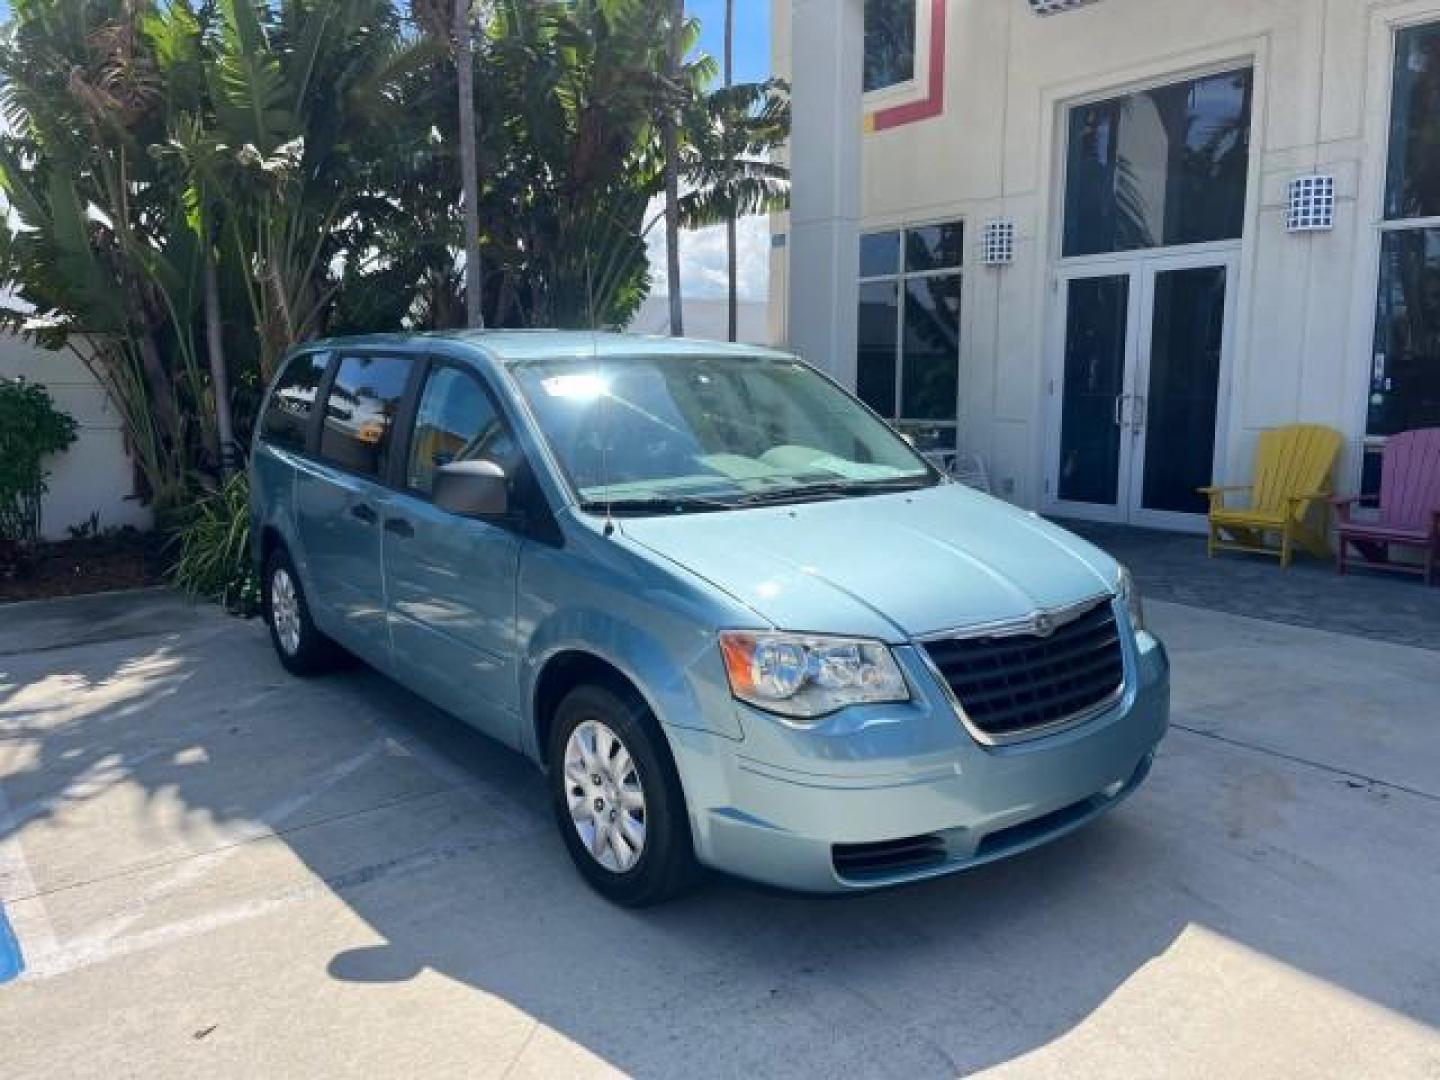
[1131,395,1146,436]
[1113,394,1129,428]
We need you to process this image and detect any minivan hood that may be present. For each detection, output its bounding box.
[617,483,1119,642]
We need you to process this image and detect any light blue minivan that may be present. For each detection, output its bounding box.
[250,332,1168,905]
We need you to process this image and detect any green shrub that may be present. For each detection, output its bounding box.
[169,472,260,615]
[0,378,79,555]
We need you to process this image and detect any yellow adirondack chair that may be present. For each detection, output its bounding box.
[1199,424,1343,568]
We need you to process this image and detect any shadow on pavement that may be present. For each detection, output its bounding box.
[1,595,1436,1076]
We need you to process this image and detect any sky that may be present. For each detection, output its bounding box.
[650,0,776,302]
[688,0,773,85]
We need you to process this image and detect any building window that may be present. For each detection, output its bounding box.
[1372,23,1440,439]
[864,0,916,93]
[1063,69,1253,257]
[856,221,962,453]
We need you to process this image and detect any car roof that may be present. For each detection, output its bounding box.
[301,330,796,367]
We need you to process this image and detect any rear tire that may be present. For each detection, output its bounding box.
[263,547,340,677]
[547,682,697,906]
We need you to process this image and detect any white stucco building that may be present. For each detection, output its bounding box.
[630,296,772,345]
[772,0,1440,530]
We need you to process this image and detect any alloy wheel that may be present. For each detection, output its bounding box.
[270,567,302,656]
[563,719,647,873]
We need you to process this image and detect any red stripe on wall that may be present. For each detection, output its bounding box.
[870,0,947,132]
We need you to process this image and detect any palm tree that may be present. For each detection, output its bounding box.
[169,117,240,478]
[0,0,787,506]
[455,0,484,328]
[723,0,736,342]
[662,0,684,336]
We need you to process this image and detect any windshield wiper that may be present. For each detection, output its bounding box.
[731,476,934,506]
[578,495,739,516]
[579,476,934,516]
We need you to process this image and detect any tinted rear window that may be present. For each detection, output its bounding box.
[261,353,329,453]
[318,355,412,479]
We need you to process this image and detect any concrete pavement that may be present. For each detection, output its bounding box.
[0,592,1437,1078]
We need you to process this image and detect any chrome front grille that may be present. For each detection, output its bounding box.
[923,598,1124,742]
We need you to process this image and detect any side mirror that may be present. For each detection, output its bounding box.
[433,460,509,518]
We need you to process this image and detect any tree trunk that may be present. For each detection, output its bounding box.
[662,0,684,337]
[456,0,484,329]
[136,326,181,456]
[203,240,237,478]
[724,0,737,343]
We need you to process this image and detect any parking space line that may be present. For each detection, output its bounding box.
[47,739,391,965]
[0,902,21,983]
[0,777,58,975]
[22,817,524,981]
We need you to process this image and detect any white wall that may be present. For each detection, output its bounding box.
[0,336,150,540]
[630,296,773,345]
[775,0,1438,512]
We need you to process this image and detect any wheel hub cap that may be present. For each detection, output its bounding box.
[564,719,646,873]
[271,568,302,656]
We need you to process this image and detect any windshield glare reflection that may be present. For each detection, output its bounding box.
[511,354,937,513]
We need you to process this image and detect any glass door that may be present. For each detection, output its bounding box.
[1046,254,1233,529]
[1048,270,1141,522]
[1127,255,1234,530]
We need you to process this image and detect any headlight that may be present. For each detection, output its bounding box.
[718,631,909,720]
[1116,565,1145,633]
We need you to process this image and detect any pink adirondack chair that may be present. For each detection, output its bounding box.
[1333,428,1440,585]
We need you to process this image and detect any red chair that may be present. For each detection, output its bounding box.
[1333,428,1440,585]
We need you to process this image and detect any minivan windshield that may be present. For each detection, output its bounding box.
[509,353,938,512]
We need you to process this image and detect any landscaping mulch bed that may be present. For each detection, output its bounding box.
[0,530,169,603]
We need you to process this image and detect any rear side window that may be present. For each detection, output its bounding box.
[319,355,412,479]
[260,353,329,453]
[406,367,520,496]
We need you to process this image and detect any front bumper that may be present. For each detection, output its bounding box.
[667,625,1170,893]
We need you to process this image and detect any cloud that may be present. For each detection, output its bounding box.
[647,204,771,302]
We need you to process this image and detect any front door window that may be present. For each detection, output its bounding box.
[406,366,520,496]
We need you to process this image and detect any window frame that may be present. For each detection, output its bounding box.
[397,356,522,504]
[856,218,965,450]
[1368,18,1440,458]
[862,0,923,102]
[391,354,559,539]
[257,348,333,459]
[309,349,425,486]
[1057,66,1255,261]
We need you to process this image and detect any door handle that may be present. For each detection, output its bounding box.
[350,503,378,525]
[1131,394,1146,436]
[384,517,415,539]
[1113,394,1129,428]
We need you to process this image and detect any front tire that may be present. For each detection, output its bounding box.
[548,683,697,906]
[263,548,339,677]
